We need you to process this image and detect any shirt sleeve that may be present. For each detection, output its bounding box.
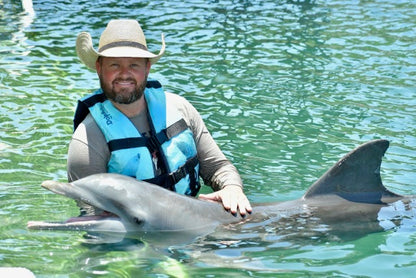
[67,114,110,182]
[67,114,111,215]
[166,93,243,191]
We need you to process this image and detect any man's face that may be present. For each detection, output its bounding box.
[96,57,151,104]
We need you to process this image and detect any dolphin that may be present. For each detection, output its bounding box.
[27,139,415,239]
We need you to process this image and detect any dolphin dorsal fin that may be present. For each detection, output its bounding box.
[303,139,400,203]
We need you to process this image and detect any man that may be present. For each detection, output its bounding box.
[67,19,252,217]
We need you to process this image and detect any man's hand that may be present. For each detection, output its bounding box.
[198,185,252,216]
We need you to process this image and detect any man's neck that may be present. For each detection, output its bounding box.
[111,96,147,118]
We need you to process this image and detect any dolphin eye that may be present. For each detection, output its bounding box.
[133,217,142,225]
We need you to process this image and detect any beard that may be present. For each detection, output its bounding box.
[100,76,148,105]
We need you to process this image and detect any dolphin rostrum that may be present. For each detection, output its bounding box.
[27,139,415,239]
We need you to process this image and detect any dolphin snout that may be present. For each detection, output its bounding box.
[41,180,58,190]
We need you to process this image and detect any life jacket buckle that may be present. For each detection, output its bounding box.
[169,166,187,184]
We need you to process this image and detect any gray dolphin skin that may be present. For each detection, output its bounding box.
[27,139,415,238]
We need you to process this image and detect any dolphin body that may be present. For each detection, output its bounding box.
[28,139,415,239]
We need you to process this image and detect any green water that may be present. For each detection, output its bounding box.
[0,0,415,277]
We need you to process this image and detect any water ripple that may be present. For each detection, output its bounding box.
[0,0,415,276]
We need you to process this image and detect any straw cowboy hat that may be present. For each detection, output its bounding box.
[76,19,165,70]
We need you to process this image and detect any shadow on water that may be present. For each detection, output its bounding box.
[81,233,146,252]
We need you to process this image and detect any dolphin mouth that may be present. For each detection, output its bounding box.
[28,180,126,231]
[65,213,119,223]
[41,180,122,220]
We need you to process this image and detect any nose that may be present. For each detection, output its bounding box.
[118,64,132,78]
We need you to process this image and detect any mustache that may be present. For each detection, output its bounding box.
[112,78,137,84]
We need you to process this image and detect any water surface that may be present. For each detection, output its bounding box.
[0,0,415,277]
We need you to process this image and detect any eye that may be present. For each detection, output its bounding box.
[133,217,142,225]
[130,63,142,70]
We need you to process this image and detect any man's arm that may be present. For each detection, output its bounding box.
[67,114,109,182]
[67,114,110,215]
[168,93,252,216]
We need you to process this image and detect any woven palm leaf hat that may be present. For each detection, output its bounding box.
[76,19,165,70]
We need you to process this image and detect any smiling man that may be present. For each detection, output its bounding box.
[67,19,252,217]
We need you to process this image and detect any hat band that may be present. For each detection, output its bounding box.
[99,41,148,52]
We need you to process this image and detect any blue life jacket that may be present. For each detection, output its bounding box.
[73,80,200,196]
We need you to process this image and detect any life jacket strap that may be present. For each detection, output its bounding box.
[107,118,189,152]
[155,118,188,145]
[169,155,199,184]
[143,155,200,196]
[108,137,148,152]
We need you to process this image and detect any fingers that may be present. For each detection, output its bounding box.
[231,193,252,217]
[222,186,252,216]
[237,194,252,216]
[198,186,252,217]
[221,190,233,212]
[198,192,220,202]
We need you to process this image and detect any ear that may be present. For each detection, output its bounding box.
[146,59,151,75]
[95,58,101,73]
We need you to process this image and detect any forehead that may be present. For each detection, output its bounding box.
[99,56,148,64]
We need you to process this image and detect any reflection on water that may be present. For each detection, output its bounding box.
[0,0,415,276]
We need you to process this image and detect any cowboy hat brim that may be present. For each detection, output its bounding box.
[76,32,165,71]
